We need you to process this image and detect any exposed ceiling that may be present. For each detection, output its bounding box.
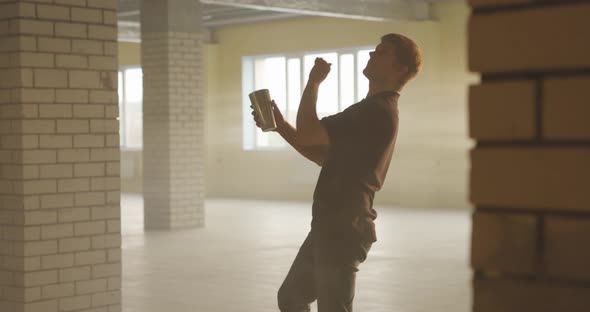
[117,0,435,42]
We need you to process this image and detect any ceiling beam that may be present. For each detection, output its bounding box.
[199,0,432,21]
[203,12,300,26]
[118,10,140,17]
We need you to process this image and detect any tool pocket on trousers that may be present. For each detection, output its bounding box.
[352,216,377,243]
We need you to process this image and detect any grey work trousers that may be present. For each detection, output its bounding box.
[277,229,372,312]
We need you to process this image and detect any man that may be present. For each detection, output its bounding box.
[252,33,422,311]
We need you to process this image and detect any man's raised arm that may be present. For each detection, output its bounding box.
[295,58,331,147]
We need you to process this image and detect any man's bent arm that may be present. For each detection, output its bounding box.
[277,121,327,166]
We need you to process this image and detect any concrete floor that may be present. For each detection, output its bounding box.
[121,193,472,312]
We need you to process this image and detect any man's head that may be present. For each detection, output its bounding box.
[363,33,422,89]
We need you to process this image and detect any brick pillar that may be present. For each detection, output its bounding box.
[0,1,121,311]
[468,0,590,311]
[141,0,205,230]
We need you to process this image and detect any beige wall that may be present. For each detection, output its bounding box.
[119,1,477,209]
[206,1,477,209]
[118,41,141,66]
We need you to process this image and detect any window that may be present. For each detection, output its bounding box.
[118,67,143,149]
[242,48,372,150]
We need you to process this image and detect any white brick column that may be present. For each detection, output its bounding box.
[0,1,121,311]
[141,0,205,230]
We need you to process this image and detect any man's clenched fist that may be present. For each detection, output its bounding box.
[308,57,331,84]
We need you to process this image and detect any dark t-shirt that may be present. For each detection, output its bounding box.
[312,91,400,242]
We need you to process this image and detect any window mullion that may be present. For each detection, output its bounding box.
[253,58,259,148]
[337,52,342,112]
[284,58,289,123]
[121,70,127,148]
[299,54,304,119]
[353,52,358,103]
[300,55,304,95]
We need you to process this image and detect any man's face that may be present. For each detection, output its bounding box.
[363,41,397,80]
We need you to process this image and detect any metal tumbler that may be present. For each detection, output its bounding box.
[248,89,277,132]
